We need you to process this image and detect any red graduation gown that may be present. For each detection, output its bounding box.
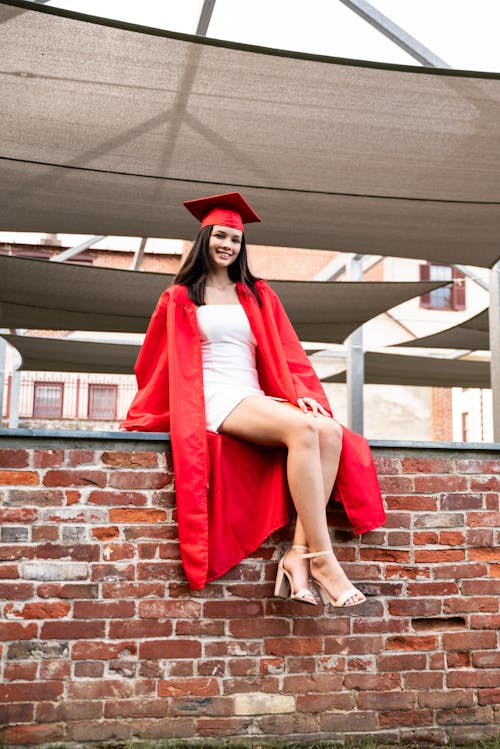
[121,280,385,589]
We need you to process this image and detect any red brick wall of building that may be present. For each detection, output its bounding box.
[0,438,498,746]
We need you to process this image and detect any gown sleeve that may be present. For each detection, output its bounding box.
[119,291,171,432]
[264,283,332,413]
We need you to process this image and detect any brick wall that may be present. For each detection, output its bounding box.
[0,432,499,747]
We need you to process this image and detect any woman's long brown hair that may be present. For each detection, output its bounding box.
[173,225,261,306]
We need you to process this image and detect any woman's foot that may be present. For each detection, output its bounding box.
[308,550,365,607]
[276,545,318,605]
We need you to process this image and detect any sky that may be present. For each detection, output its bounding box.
[3,0,500,251]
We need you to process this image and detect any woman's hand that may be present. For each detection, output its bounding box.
[297,397,330,417]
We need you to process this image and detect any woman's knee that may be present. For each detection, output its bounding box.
[287,414,321,450]
[318,418,343,454]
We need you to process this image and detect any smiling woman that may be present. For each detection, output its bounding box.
[120,192,385,599]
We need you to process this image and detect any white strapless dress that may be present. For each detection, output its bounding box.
[196,304,272,432]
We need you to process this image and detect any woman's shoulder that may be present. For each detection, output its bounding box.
[157,284,190,305]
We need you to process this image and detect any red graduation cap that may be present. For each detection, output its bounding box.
[183,192,262,232]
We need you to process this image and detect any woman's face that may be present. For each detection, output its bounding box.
[208,225,242,270]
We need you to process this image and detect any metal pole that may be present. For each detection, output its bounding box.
[489,262,500,441]
[0,335,6,426]
[196,0,216,36]
[8,352,22,429]
[132,238,148,271]
[50,236,106,263]
[338,0,451,68]
[346,255,364,434]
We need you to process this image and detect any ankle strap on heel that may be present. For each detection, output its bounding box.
[292,544,309,552]
[301,549,334,559]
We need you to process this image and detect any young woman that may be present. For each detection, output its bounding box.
[121,192,385,604]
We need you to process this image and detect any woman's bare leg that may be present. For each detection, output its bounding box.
[220,397,363,605]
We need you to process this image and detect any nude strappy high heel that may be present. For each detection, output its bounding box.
[274,545,318,605]
[302,549,366,608]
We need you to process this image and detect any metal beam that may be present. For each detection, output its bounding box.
[131,238,148,271]
[50,236,106,263]
[489,262,500,440]
[346,255,364,434]
[338,0,451,68]
[0,334,6,426]
[196,0,216,36]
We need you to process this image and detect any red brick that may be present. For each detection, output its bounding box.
[0,545,34,561]
[41,621,105,639]
[443,631,497,651]
[0,563,20,579]
[265,637,323,656]
[139,639,201,659]
[297,692,354,712]
[444,596,498,613]
[467,512,500,527]
[33,450,64,467]
[358,691,415,710]
[0,681,63,702]
[413,531,438,545]
[36,543,99,561]
[0,702,34,723]
[4,601,70,620]
[3,661,38,681]
[389,600,441,617]
[0,723,65,745]
[471,651,500,668]
[43,470,106,487]
[418,690,474,708]
[379,709,433,727]
[203,600,263,618]
[414,475,467,492]
[360,548,410,562]
[230,618,291,638]
[101,543,135,560]
[102,582,165,599]
[5,488,65,506]
[72,640,136,660]
[0,622,38,640]
[138,560,184,579]
[377,653,427,671]
[456,459,500,474]
[466,528,494,546]
[373,456,400,473]
[39,660,70,680]
[138,599,202,619]
[447,671,500,688]
[67,680,134,700]
[32,526,59,541]
[343,672,401,690]
[158,678,219,697]
[379,476,413,492]
[198,659,225,677]
[0,470,38,485]
[130,717,196,740]
[478,688,500,705]
[385,495,437,511]
[320,710,378,732]
[91,564,135,581]
[109,471,171,490]
[386,635,438,651]
[470,547,500,561]
[325,636,383,655]
[67,450,96,466]
[404,671,444,689]
[37,583,97,599]
[109,620,173,638]
[73,601,135,619]
[402,457,453,473]
[471,476,500,491]
[407,581,459,596]
[414,549,465,563]
[101,451,159,468]
[227,658,258,677]
[0,449,29,468]
[74,661,104,677]
[283,673,342,693]
[108,508,167,523]
[447,652,471,668]
[434,563,487,579]
[442,492,484,510]
[439,530,465,545]
[462,579,500,595]
[0,582,35,600]
[176,620,224,636]
[92,525,119,541]
[103,698,170,718]
[35,699,103,721]
[65,490,80,505]
[385,565,430,580]
[88,490,148,506]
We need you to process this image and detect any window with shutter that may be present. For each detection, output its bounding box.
[419,263,466,310]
